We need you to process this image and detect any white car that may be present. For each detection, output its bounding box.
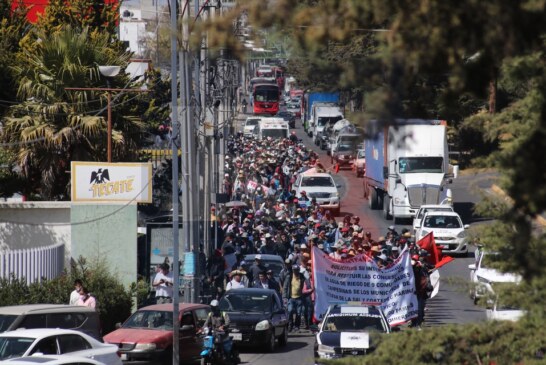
[242,117,261,137]
[412,204,455,233]
[469,249,521,304]
[4,355,107,364]
[0,329,122,365]
[486,301,525,322]
[293,173,340,215]
[415,211,469,254]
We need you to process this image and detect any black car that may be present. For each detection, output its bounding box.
[275,111,296,128]
[219,288,288,352]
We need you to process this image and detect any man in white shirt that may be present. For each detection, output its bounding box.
[226,270,246,291]
[153,263,174,304]
[69,279,83,305]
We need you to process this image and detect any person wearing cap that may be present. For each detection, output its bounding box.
[266,269,282,299]
[152,263,174,304]
[247,255,265,283]
[375,253,389,268]
[253,270,275,291]
[259,232,278,255]
[226,269,247,291]
[329,242,344,260]
[203,300,230,343]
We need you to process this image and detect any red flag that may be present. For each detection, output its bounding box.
[416,232,454,269]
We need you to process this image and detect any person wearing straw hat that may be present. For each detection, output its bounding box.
[226,269,247,291]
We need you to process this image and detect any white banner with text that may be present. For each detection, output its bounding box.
[312,247,418,326]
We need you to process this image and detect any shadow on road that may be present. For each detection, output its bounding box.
[239,341,310,355]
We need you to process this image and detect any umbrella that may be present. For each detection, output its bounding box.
[225,200,247,208]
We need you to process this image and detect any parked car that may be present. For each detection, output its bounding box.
[412,204,455,234]
[218,288,288,352]
[3,355,107,365]
[275,111,295,128]
[242,117,261,137]
[469,249,521,304]
[485,300,525,322]
[0,305,101,340]
[241,254,285,282]
[293,173,341,216]
[353,148,366,177]
[286,102,300,119]
[0,328,121,364]
[415,211,469,254]
[103,303,210,365]
[314,304,391,363]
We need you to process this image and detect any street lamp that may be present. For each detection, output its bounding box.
[99,66,121,163]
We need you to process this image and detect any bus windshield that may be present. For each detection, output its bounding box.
[254,87,279,102]
[398,157,443,173]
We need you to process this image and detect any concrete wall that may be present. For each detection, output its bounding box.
[71,203,137,290]
[0,202,71,259]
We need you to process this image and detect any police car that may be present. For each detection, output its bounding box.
[314,304,391,362]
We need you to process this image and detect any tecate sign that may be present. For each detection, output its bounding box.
[71,162,153,203]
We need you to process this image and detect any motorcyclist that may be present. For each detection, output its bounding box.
[204,299,230,333]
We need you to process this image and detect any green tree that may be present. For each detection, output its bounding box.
[1,26,145,200]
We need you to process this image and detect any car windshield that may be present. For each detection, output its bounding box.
[398,157,443,173]
[242,259,283,279]
[0,337,34,360]
[337,144,353,152]
[423,215,462,229]
[219,293,272,313]
[480,253,500,269]
[357,150,365,158]
[123,310,174,330]
[317,116,342,127]
[245,119,260,127]
[301,176,334,187]
[323,314,386,333]
[0,315,17,332]
[417,207,453,219]
[262,129,288,139]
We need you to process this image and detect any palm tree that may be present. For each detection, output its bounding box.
[1,26,146,200]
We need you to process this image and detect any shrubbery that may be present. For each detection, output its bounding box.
[0,256,134,334]
[333,319,545,365]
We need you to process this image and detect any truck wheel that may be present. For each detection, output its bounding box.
[369,188,379,210]
[383,195,392,220]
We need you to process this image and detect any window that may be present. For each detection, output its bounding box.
[58,334,92,354]
[19,314,47,329]
[30,336,58,355]
[0,337,34,360]
[398,157,443,173]
[0,315,17,332]
[181,312,194,329]
[48,313,87,330]
[194,308,210,328]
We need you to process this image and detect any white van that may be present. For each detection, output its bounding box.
[253,118,289,140]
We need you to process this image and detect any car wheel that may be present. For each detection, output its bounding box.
[369,187,379,210]
[266,330,276,352]
[278,326,288,347]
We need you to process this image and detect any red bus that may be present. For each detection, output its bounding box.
[253,83,280,115]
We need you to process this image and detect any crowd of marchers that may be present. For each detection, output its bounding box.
[202,134,435,330]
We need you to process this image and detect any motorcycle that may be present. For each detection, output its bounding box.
[200,327,240,365]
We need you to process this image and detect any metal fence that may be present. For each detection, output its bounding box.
[0,243,65,284]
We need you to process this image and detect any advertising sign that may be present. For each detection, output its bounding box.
[71,162,152,203]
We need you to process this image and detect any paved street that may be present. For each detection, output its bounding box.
[235,114,495,364]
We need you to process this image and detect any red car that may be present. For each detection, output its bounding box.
[103,303,210,365]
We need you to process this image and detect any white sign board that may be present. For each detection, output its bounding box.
[312,247,418,326]
[71,162,152,203]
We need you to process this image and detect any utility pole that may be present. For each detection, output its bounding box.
[168,0,180,364]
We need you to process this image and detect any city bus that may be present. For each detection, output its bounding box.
[253,83,280,115]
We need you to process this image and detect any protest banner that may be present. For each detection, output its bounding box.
[312,247,418,326]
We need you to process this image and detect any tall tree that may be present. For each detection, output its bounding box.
[1,26,145,200]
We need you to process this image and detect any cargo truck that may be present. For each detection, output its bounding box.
[363,120,457,223]
[301,92,340,134]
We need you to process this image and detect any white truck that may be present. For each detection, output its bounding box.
[311,106,344,146]
[252,118,289,140]
[363,120,457,223]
